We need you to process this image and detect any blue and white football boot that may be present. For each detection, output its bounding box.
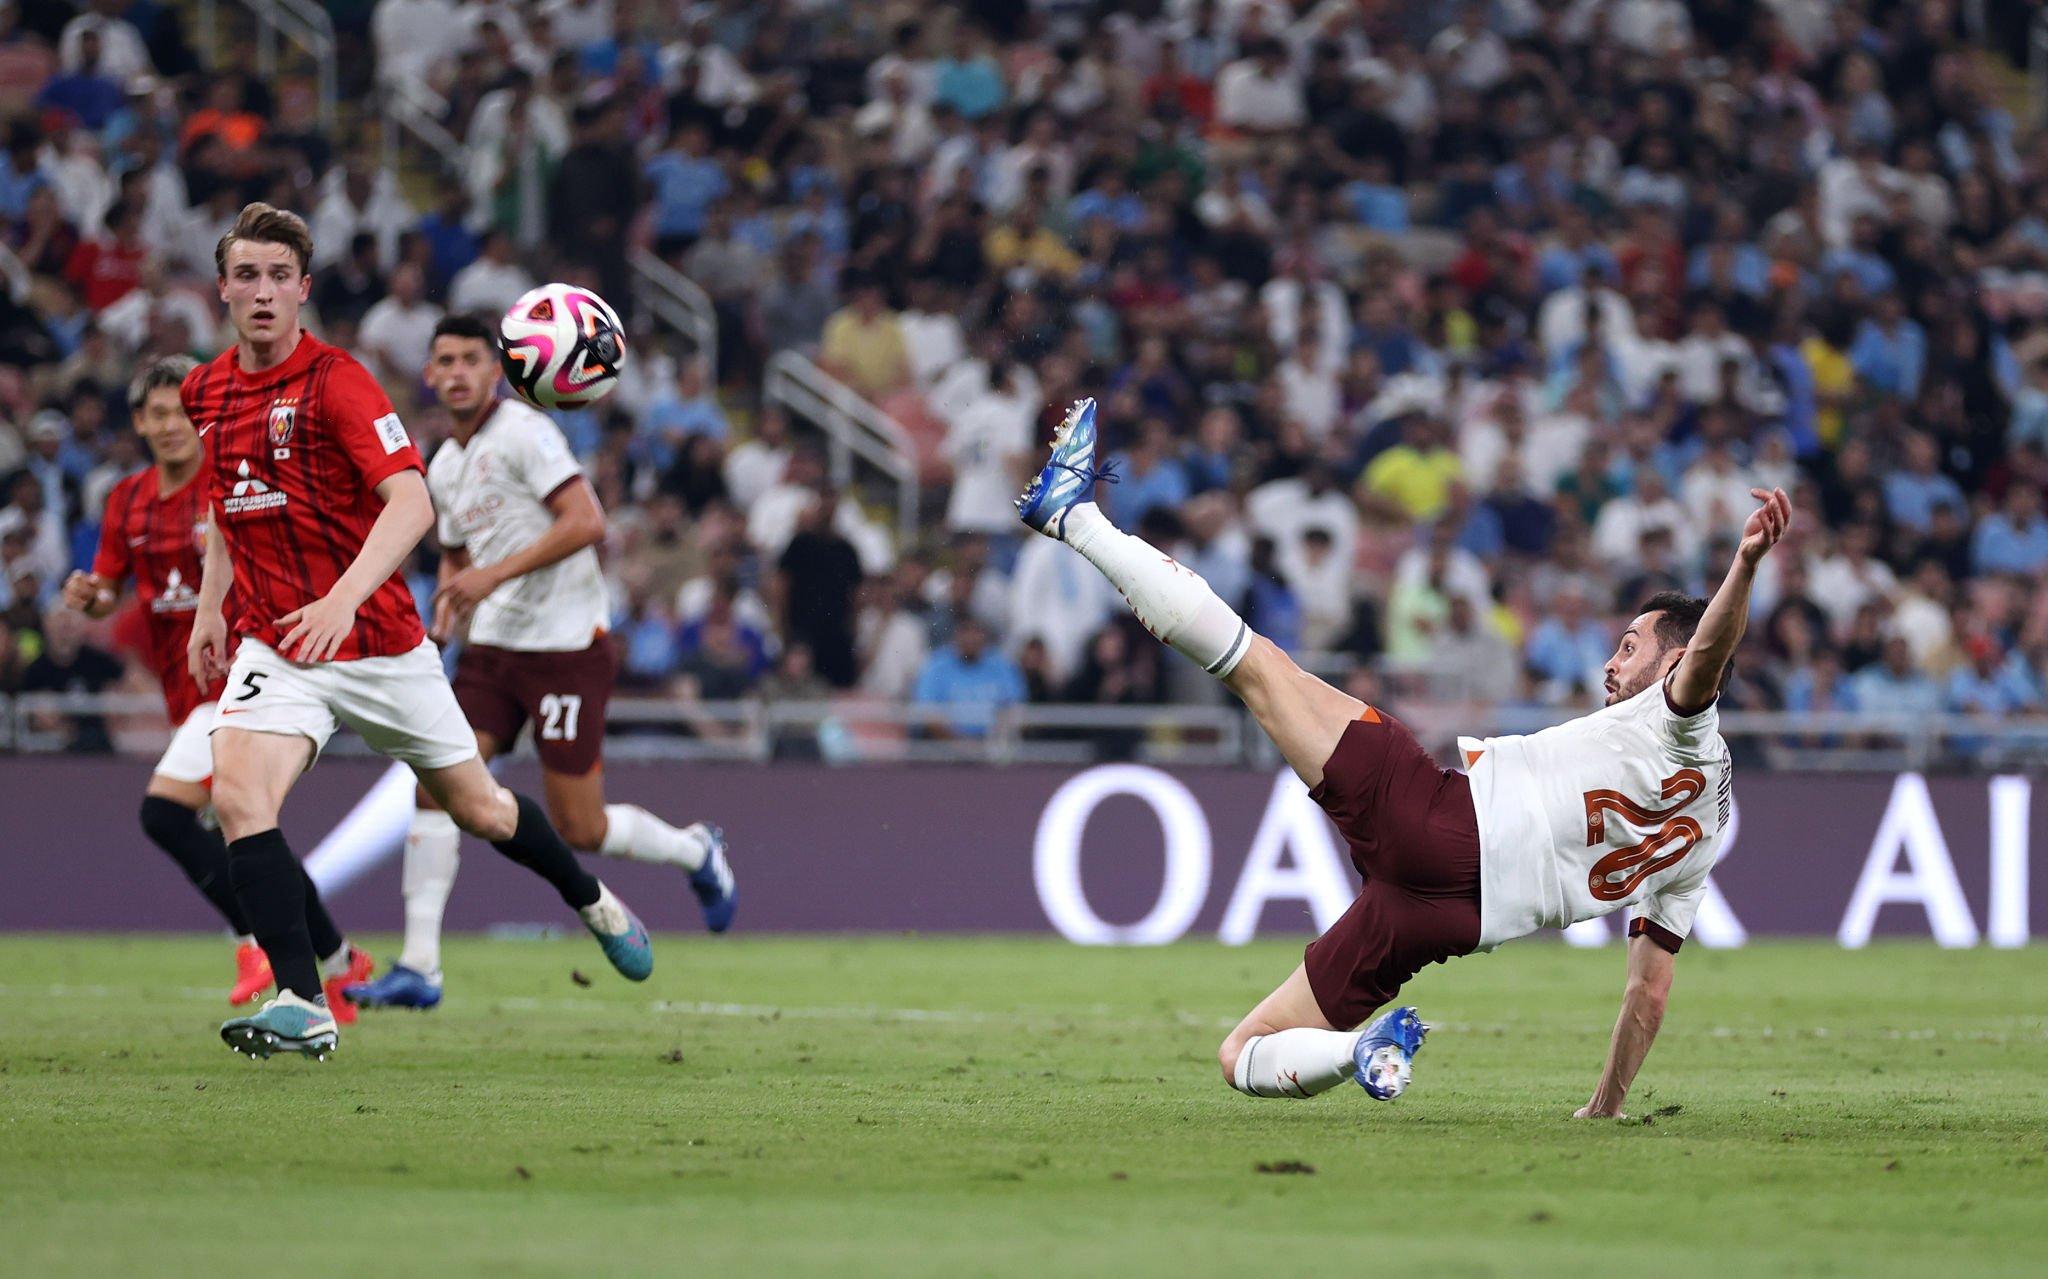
[1353,1005,1428,1101]
[581,885,654,982]
[1016,397,1114,539]
[343,963,444,1011]
[687,824,737,933]
[220,989,338,1061]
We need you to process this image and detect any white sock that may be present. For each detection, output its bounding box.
[599,803,710,870]
[1062,503,1254,677]
[397,808,461,980]
[1230,1029,1363,1098]
[318,944,354,978]
[579,881,630,935]
[235,934,256,948]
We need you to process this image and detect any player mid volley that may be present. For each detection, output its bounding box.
[1018,399,1790,1117]
[345,314,735,1011]
[187,203,658,1061]
[63,356,365,1013]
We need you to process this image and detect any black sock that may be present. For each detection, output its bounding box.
[227,829,323,1002]
[138,797,251,935]
[490,793,601,910]
[299,862,344,964]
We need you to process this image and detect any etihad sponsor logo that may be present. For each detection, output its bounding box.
[223,459,288,515]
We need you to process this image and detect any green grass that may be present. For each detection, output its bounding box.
[1,936,2044,1277]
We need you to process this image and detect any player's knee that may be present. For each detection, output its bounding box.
[556,812,606,852]
[209,775,276,840]
[138,794,188,844]
[442,785,516,841]
[1218,1031,1250,1086]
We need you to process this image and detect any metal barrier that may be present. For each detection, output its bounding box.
[195,0,338,133]
[5,690,2044,771]
[628,248,719,378]
[763,351,920,543]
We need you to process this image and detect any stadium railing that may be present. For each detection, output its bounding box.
[763,350,921,544]
[629,248,720,380]
[195,0,339,133]
[5,691,2044,772]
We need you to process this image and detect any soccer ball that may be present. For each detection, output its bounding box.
[498,283,628,410]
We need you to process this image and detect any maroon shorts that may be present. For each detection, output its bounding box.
[452,637,616,775]
[1302,707,1483,1028]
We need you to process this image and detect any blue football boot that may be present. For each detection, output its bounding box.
[1015,397,1115,539]
[687,824,737,933]
[1353,1005,1428,1101]
[343,963,444,1011]
[220,990,338,1061]
[581,886,654,982]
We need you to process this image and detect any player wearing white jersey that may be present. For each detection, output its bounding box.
[345,314,735,1011]
[1016,398,1792,1115]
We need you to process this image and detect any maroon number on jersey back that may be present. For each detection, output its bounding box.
[182,332,427,662]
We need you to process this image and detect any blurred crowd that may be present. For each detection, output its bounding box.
[3,0,2048,752]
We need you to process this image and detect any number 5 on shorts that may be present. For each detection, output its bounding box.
[234,670,269,702]
[539,693,581,741]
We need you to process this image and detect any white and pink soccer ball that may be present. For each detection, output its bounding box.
[498,282,628,410]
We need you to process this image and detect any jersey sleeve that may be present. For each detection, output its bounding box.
[510,409,587,502]
[90,480,133,582]
[426,449,465,549]
[325,356,425,490]
[1628,856,1711,954]
[1653,673,1720,758]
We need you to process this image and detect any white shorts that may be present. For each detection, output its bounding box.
[211,638,479,771]
[154,701,219,784]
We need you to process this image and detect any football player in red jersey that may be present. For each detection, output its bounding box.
[185,203,657,1061]
[63,356,359,1009]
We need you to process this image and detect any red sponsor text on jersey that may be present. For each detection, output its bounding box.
[91,462,226,724]
[182,331,426,660]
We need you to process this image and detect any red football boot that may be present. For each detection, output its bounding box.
[323,946,375,1026]
[230,942,273,1006]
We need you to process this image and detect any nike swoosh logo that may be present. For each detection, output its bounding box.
[218,708,247,715]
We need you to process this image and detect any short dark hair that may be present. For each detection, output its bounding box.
[1639,591,1707,653]
[127,354,198,410]
[216,202,313,278]
[432,312,497,347]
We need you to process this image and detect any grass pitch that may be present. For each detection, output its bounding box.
[1,935,2043,1277]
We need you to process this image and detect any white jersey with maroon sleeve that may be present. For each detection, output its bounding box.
[427,398,609,652]
[1458,678,1732,953]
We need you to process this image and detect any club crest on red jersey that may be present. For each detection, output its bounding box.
[268,399,298,446]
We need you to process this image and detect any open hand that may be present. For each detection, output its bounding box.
[1736,487,1792,568]
[275,593,358,663]
[433,566,501,620]
[188,607,229,688]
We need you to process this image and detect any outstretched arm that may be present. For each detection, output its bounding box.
[1666,487,1792,715]
[1576,933,1676,1119]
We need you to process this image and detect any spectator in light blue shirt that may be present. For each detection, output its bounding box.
[0,128,45,223]
[1523,585,1610,693]
[914,618,1026,738]
[637,358,728,471]
[1847,638,1943,718]
[1342,154,1410,233]
[1849,294,1925,399]
[1945,638,2040,716]
[1535,208,1619,296]
[1882,432,1967,533]
[644,123,729,252]
[933,31,1005,120]
[1971,485,2048,576]
[1068,169,1146,233]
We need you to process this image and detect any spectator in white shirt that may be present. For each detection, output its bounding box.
[59,0,153,89]
[357,264,443,396]
[448,230,538,316]
[373,0,459,87]
[1427,4,1509,94]
[310,157,415,271]
[1215,40,1305,133]
[1592,467,1695,566]
[944,360,1036,536]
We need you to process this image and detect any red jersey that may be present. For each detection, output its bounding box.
[92,462,226,724]
[182,331,427,661]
